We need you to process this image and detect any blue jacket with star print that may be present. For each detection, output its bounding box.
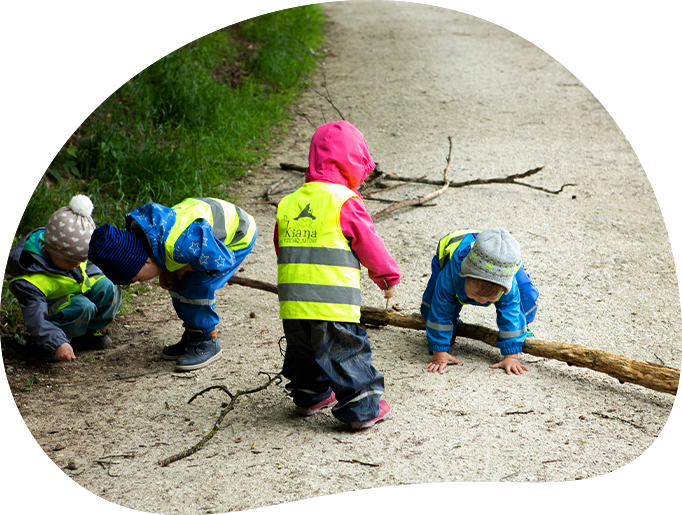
[125,202,235,278]
[420,232,530,355]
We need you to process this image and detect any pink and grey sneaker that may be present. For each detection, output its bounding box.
[296,391,337,416]
[350,400,391,430]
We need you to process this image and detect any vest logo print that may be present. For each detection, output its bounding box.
[281,207,318,244]
[294,204,316,221]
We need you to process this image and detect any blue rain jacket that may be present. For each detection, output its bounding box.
[420,232,528,355]
[126,203,236,278]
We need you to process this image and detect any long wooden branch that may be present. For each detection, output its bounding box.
[378,166,575,195]
[279,163,573,195]
[371,136,453,221]
[227,277,679,395]
[159,371,283,467]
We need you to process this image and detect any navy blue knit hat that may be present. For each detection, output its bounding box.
[88,223,150,285]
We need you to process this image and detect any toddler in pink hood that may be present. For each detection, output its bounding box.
[274,121,400,429]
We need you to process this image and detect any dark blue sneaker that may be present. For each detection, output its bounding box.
[175,333,223,371]
[161,331,191,360]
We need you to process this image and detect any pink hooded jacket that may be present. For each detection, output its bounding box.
[274,121,401,289]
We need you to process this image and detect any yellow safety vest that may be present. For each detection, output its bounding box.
[276,182,362,322]
[10,261,103,318]
[164,197,257,272]
[436,229,481,269]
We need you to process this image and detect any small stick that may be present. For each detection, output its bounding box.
[279,163,307,173]
[339,458,381,467]
[383,279,390,312]
[159,372,283,467]
[265,177,289,202]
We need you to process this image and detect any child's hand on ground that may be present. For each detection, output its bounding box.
[159,270,174,290]
[489,354,529,375]
[424,351,461,373]
[54,342,76,362]
[383,283,397,300]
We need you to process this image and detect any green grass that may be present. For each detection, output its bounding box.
[20,5,325,235]
[444,0,682,160]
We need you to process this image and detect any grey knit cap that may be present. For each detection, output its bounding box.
[459,228,520,294]
[44,195,95,262]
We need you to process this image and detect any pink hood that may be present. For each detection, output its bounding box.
[305,121,375,193]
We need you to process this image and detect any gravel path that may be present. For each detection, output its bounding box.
[2,2,681,515]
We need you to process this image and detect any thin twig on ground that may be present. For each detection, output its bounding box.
[107,371,161,382]
[158,371,283,467]
[301,74,346,121]
[339,458,382,467]
[265,177,290,202]
[371,136,453,221]
[278,163,307,173]
[591,411,647,431]
[503,409,534,416]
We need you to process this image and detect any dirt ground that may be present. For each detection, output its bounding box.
[2,2,681,515]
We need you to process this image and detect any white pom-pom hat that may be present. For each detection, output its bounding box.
[44,195,96,262]
[68,194,94,217]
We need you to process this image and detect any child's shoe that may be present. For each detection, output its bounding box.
[71,332,112,350]
[161,331,191,360]
[296,391,337,416]
[175,331,223,371]
[350,400,391,430]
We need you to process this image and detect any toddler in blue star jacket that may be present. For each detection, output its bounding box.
[88,197,257,371]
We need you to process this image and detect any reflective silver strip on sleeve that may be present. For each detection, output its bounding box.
[195,197,227,241]
[332,389,384,411]
[278,247,360,269]
[498,329,527,339]
[421,300,430,308]
[195,197,251,245]
[278,283,362,306]
[524,305,538,317]
[227,206,251,246]
[169,291,216,305]
[425,320,454,332]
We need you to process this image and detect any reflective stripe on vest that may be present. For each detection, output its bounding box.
[163,197,256,271]
[276,182,362,322]
[10,262,103,318]
[437,229,480,269]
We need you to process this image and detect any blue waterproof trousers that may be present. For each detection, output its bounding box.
[168,231,257,333]
[281,319,385,423]
[51,277,122,341]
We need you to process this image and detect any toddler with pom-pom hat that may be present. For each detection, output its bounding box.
[6,195,122,362]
